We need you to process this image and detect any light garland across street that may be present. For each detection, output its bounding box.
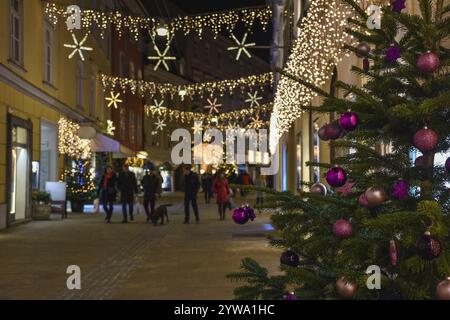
[58,117,92,159]
[100,72,273,100]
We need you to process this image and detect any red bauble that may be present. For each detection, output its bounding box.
[415,232,442,260]
[436,278,450,300]
[332,219,353,239]
[417,51,440,73]
[336,277,358,298]
[413,127,438,152]
[390,240,398,266]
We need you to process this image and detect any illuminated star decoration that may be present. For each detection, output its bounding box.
[204,98,222,115]
[227,33,256,61]
[250,115,264,129]
[155,118,166,131]
[148,44,176,71]
[192,121,203,134]
[105,92,122,109]
[150,99,165,116]
[106,120,116,135]
[245,91,263,107]
[391,0,406,13]
[336,181,355,197]
[203,132,212,143]
[64,33,93,61]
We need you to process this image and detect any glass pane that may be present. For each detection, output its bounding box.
[10,148,17,214]
[16,126,27,144]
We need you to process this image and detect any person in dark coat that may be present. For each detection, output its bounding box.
[201,172,213,204]
[141,169,161,222]
[183,165,200,224]
[97,165,117,223]
[117,164,138,223]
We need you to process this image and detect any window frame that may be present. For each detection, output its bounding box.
[9,0,24,66]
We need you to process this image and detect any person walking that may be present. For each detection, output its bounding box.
[183,165,200,224]
[141,169,161,223]
[118,164,138,223]
[213,171,231,221]
[97,166,117,223]
[201,172,213,204]
[254,172,266,212]
[239,171,253,199]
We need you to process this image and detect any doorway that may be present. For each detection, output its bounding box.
[7,115,32,224]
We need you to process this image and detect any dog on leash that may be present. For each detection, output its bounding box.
[151,204,171,226]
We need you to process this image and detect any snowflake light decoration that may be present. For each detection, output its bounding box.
[155,118,166,131]
[227,33,256,61]
[106,120,116,135]
[148,44,176,71]
[245,91,263,107]
[105,92,122,109]
[150,99,165,116]
[204,98,222,114]
[192,121,203,134]
[64,33,93,61]
[249,115,264,129]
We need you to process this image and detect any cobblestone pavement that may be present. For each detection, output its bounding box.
[0,193,281,300]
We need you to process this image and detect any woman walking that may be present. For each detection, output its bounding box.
[97,166,118,223]
[213,171,231,221]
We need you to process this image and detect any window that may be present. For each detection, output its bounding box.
[44,20,54,83]
[120,108,126,139]
[10,0,24,65]
[99,83,107,121]
[76,61,84,109]
[136,113,142,147]
[129,62,135,79]
[89,73,96,117]
[137,69,142,80]
[119,52,127,77]
[129,111,135,145]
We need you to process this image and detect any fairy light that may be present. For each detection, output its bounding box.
[270,0,363,152]
[58,117,92,159]
[101,72,273,100]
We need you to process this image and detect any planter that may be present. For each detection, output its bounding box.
[32,203,51,221]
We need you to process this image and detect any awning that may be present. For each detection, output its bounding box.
[112,145,135,159]
[90,133,135,158]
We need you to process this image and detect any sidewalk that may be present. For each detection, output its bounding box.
[0,192,282,300]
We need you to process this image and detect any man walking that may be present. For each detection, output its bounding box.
[183,165,200,224]
[118,164,138,223]
[141,169,161,223]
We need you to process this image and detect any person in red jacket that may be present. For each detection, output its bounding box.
[213,171,231,221]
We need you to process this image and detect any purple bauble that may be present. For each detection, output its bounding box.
[386,45,401,63]
[413,127,438,152]
[363,58,370,72]
[232,207,249,225]
[417,51,440,73]
[280,250,300,267]
[445,158,450,173]
[286,292,297,300]
[415,156,427,168]
[332,220,353,239]
[326,167,347,188]
[325,124,343,140]
[243,205,256,221]
[318,125,329,141]
[391,0,406,13]
[392,180,409,199]
[339,112,359,131]
[356,43,371,58]
[358,193,374,209]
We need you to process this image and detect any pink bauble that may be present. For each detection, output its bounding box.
[333,219,353,239]
[436,278,450,300]
[325,124,343,140]
[318,125,329,141]
[413,127,438,152]
[414,156,427,168]
[358,193,374,209]
[417,51,440,73]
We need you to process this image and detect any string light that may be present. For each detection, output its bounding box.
[63,33,92,61]
[58,117,91,159]
[105,92,122,109]
[100,72,273,100]
[227,33,256,60]
[245,91,263,107]
[270,0,363,152]
[106,120,116,135]
[204,98,223,115]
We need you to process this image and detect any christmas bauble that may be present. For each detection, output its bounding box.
[326,167,347,188]
[318,125,329,141]
[445,157,450,173]
[363,58,370,72]
[332,219,353,239]
[415,232,442,260]
[386,45,401,63]
[358,193,374,209]
[356,43,371,58]
[365,187,386,207]
[415,156,427,168]
[417,51,440,73]
[391,0,406,13]
[336,277,358,298]
[286,292,298,300]
[392,180,409,199]
[390,240,398,266]
[280,250,300,267]
[436,278,450,300]
[232,207,249,225]
[243,205,256,221]
[413,127,438,152]
[339,112,359,131]
[325,123,343,140]
[310,182,327,196]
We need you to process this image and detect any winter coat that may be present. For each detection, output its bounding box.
[118,171,138,202]
[213,178,230,204]
[142,173,160,198]
[184,171,200,198]
[98,173,118,202]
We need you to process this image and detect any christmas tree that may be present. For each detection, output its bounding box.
[228,0,450,300]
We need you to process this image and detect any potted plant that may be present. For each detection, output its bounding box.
[32,190,52,220]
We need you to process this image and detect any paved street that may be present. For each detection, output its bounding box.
[0,193,281,300]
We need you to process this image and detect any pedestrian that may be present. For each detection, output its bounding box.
[117,164,138,223]
[239,171,253,199]
[141,169,161,223]
[183,165,200,224]
[97,165,117,223]
[255,172,266,211]
[213,171,231,221]
[201,172,213,203]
